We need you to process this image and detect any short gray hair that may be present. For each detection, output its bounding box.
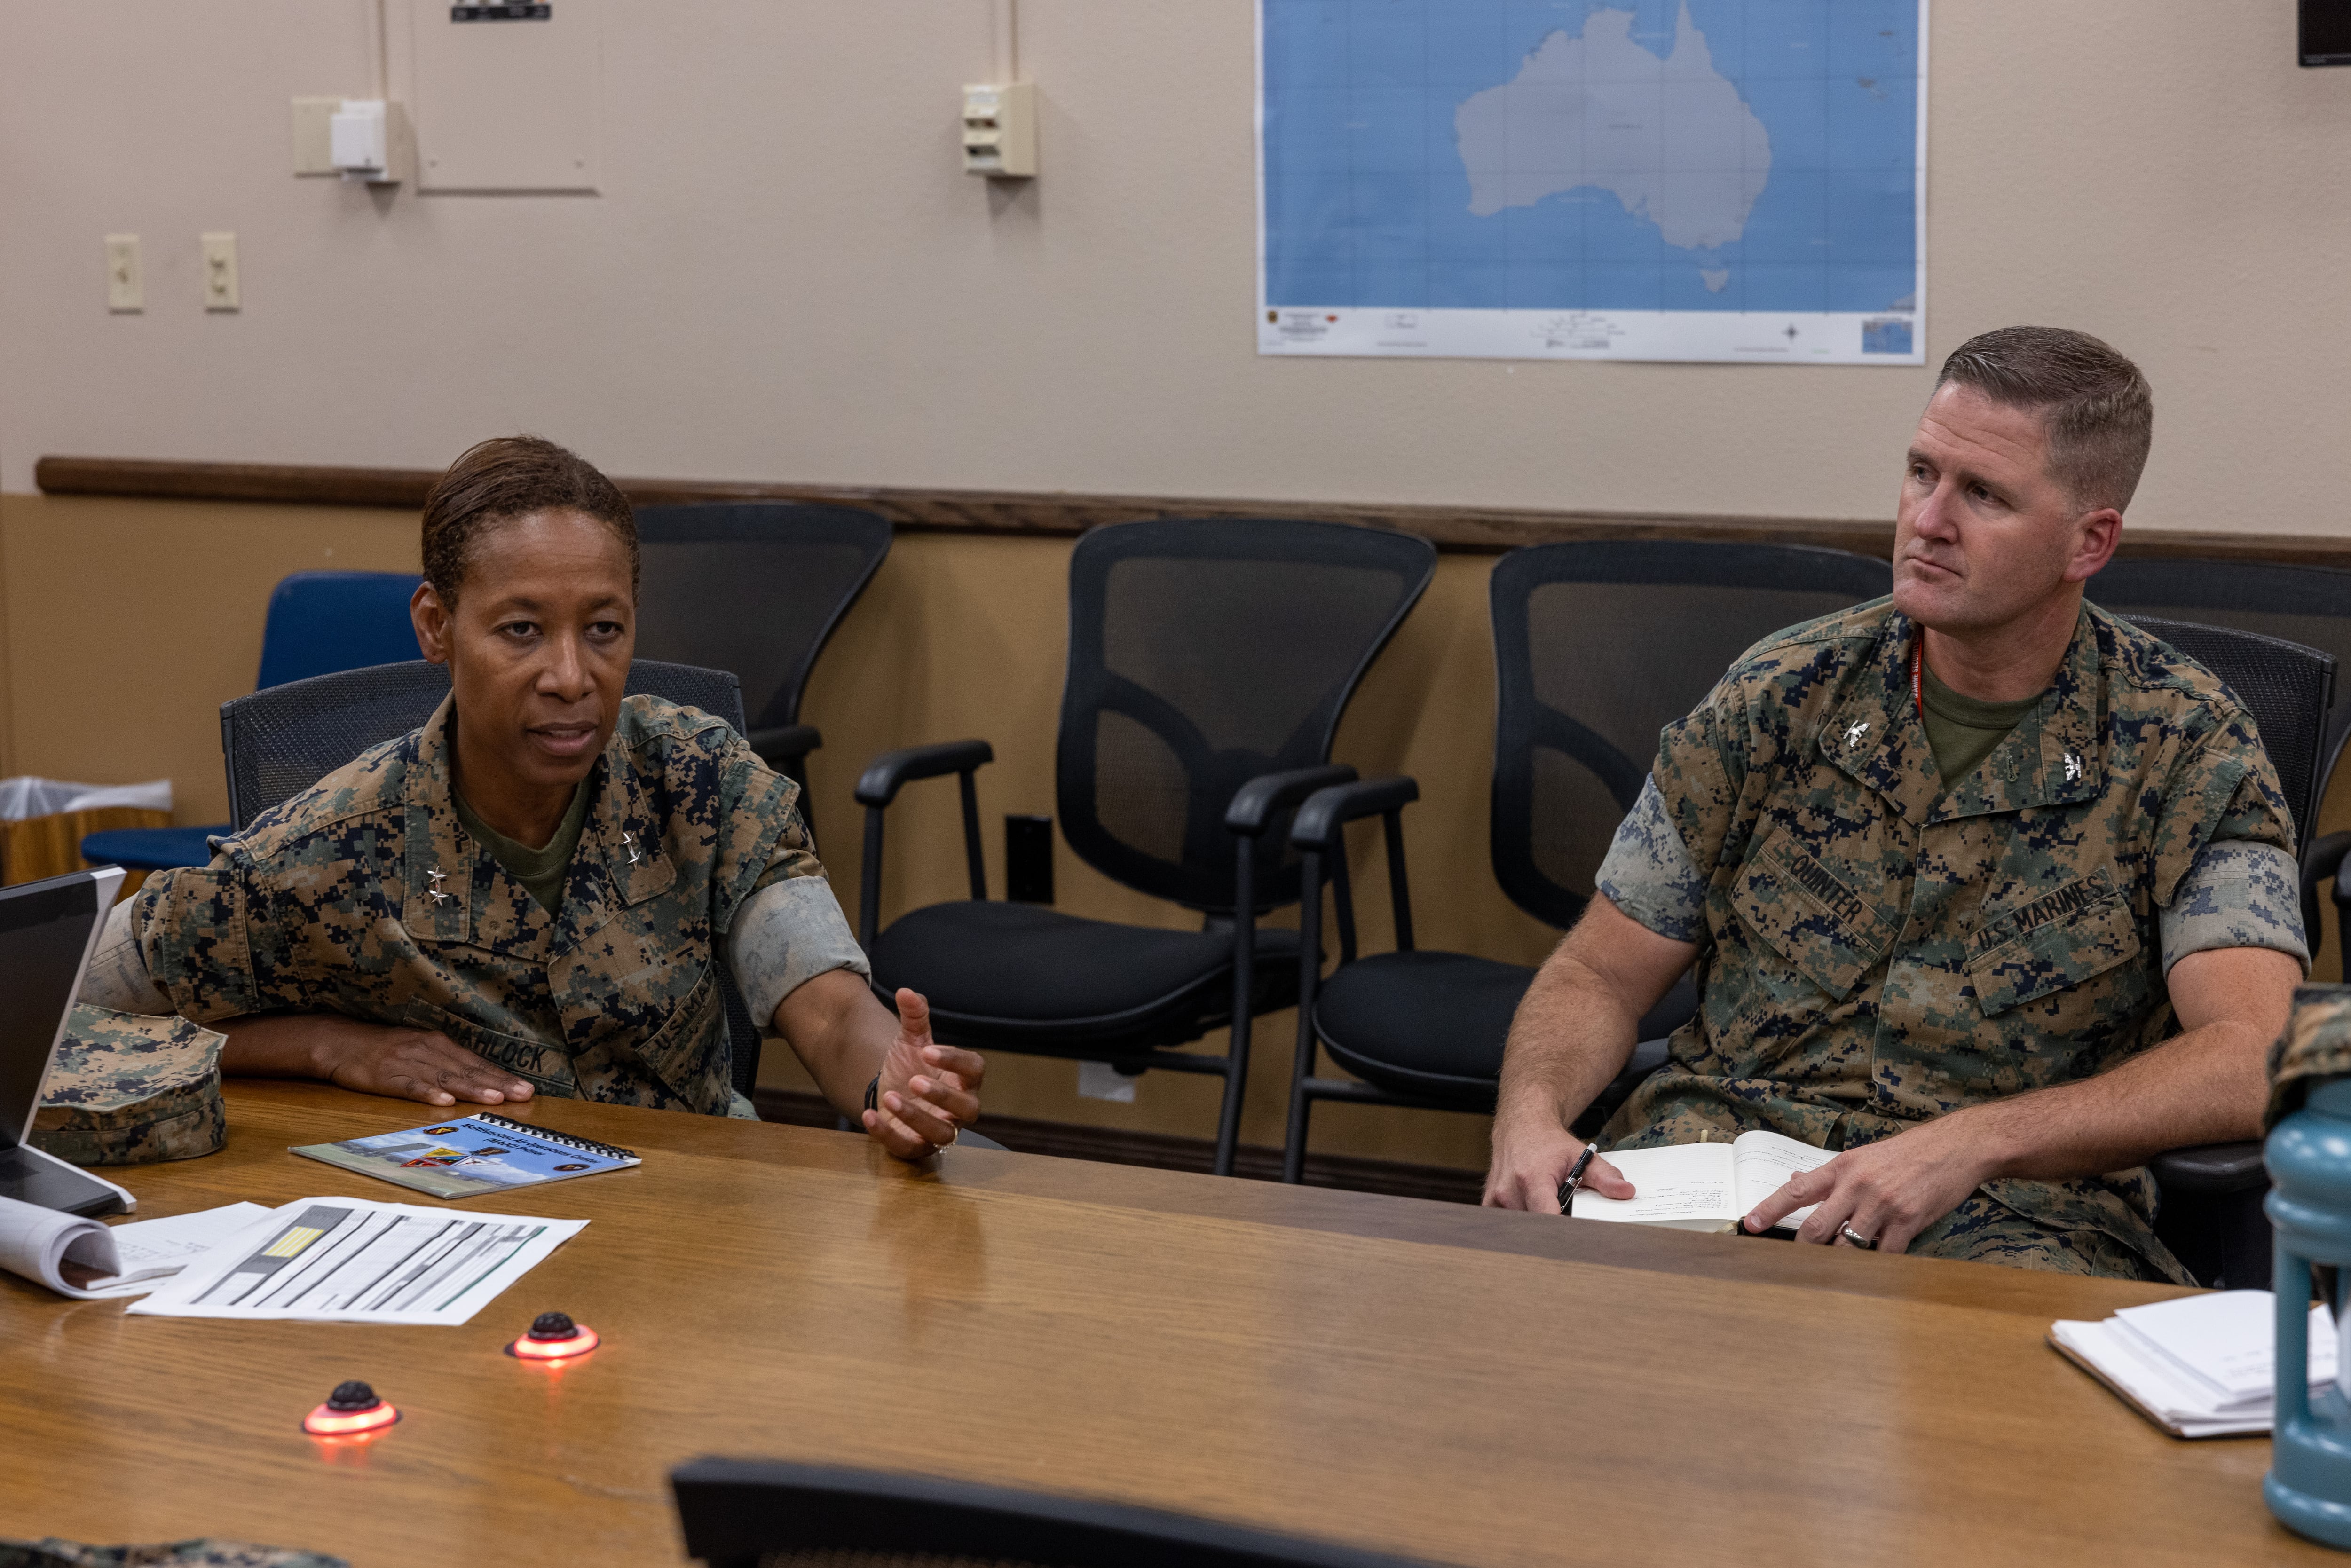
[1935,326,2154,513]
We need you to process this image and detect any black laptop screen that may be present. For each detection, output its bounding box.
[0,875,103,1150]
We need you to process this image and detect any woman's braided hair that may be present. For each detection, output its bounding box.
[419,435,639,606]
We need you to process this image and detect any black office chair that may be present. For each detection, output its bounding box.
[1278,541,1893,1182]
[631,503,892,805]
[671,1458,1450,1568]
[2091,558,2351,812]
[2125,617,2336,1289]
[218,657,773,1099]
[856,518,1436,1176]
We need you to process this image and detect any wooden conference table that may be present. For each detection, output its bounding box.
[0,1082,2331,1567]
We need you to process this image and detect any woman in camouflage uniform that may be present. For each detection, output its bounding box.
[82,436,978,1160]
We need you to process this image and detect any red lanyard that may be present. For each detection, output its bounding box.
[1910,640,1925,722]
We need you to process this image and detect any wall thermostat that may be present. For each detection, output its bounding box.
[328,99,412,183]
[962,83,1036,178]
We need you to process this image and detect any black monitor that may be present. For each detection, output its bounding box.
[0,868,129,1216]
[2304,0,2351,65]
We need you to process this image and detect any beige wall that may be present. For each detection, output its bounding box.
[5,3,2351,531]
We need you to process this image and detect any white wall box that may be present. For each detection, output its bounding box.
[407,0,600,193]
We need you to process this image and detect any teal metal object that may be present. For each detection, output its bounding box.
[2267,1077,2351,1548]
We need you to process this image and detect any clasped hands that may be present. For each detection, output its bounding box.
[1486,1111,1994,1255]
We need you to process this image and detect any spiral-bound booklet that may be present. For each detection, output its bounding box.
[290,1111,640,1201]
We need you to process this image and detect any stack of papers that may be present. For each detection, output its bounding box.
[2051,1290,2336,1437]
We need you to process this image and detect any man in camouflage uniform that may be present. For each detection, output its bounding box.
[1484,328,2307,1282]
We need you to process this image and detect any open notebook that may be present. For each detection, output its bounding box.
[1568,1130,1834,1233]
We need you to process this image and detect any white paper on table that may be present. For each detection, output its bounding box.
[0,1193,123,1298]
[2112,1291,2335,1403]
[127,1195,586,1325]
[2052,1317,2276,1436]
[1571,1143,1740,1228]
[76,1202,273,1298]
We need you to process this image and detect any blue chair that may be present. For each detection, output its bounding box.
[81,571,422,873]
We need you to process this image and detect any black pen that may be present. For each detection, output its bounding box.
[1556,1142,1601,1213]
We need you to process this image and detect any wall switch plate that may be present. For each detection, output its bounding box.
[291,97,341,174]
[962,82,1036,178]
[104,235,141,312]
[1077,1061,1139,1103]
[200,233,239,311]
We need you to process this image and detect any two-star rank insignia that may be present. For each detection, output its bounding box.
[426,867,449,905]
[622,830,642,867]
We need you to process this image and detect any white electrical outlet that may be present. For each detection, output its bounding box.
[104,235,142,312]
[201,233,239,311]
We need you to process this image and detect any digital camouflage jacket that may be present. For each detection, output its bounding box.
[1602,599,2300,1283]
[129,694,820,1115]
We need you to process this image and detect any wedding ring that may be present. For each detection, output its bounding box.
[1838,1223,1878,1251]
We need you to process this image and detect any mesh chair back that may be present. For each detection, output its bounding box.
[670,1458,1446,1568]
[220,658,763,1098]
[1491,540,1893,929]
[2091,559,2351,805]
[2127,617,2335,858]
[631,504,891,730]
[254,571,424,690]
[1055,519,1436,915]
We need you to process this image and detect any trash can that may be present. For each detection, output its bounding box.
[0,777,174,894]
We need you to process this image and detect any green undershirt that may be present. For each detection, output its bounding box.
[1919,662,2043,789]
[452,780,593,914]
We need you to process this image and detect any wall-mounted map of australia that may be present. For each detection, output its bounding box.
[1257,0,1925,365]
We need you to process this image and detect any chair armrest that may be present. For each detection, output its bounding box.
[746,724,821,772]
[2148,1140,2268,1197]
[853,740,994,807]
[1223,765,1357,837]
[1291,776,1419,852]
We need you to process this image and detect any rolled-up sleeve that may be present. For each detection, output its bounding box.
[1594,776,1707,943]
[132,865,259,1023]
[79,899,174,1015]
[2160,837,2309,975]
[723,847,871,1029]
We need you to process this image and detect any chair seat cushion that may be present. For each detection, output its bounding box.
[1313,951,1532,1107]
[80,826,225,873]
[870,900,1301,1055]
[1315,952,1692,1118]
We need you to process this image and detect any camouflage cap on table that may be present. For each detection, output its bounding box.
[0,1542,344,1568]
[2266,984,2351,1133]
[29,1005,225,1166]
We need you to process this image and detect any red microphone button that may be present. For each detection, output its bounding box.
[506,1309,599,1360]
[302,1380,400,1436]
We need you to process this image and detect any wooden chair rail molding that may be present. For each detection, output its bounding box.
[33,454,2351,564]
